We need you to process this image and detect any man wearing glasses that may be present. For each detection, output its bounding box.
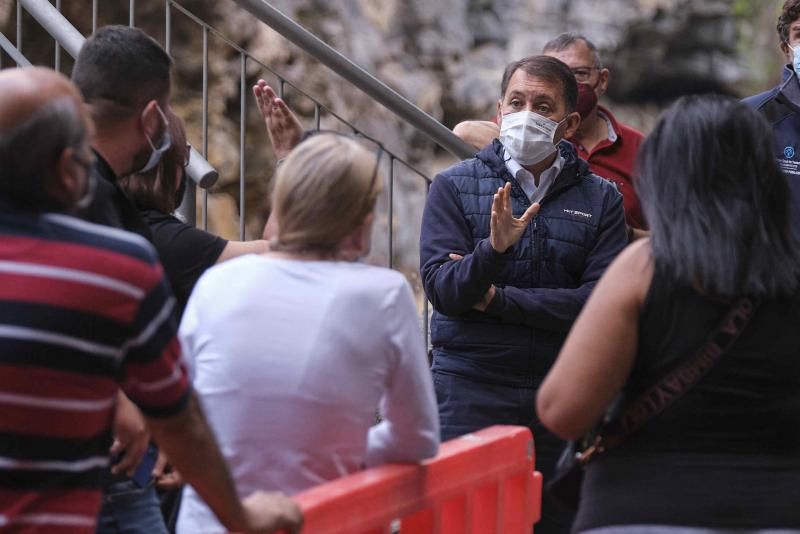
[454,33,646,239]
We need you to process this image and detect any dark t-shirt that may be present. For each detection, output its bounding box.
[81,152,153,240]
[574,267,800,531]
[141,209,227,317]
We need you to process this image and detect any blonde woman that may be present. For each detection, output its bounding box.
[176,133,440,534]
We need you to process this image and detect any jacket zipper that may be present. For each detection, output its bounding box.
[531,213,540,287]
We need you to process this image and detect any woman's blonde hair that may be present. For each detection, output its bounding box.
[271,133,382,256]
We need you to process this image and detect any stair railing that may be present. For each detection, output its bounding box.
[1,0,478,348]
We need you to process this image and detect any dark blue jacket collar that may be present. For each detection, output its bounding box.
[778,66,800,111]
[477,139,591,195]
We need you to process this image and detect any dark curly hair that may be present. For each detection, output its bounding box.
[637,95,800,298]
[778,0,800,44]
[118,110,187,214]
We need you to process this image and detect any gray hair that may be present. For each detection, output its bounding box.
[0,97,87,211]
[543,32,604,68]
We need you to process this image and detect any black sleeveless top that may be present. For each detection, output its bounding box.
[573,266,800,532]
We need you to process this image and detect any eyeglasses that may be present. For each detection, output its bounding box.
[363,143,383,213]
[571,66,601,83]
[184,144,192,168]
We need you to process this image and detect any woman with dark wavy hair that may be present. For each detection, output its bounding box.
[538,95,800,533]
[119,112,268,317]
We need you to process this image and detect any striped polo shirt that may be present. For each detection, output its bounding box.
[0,209,190,533]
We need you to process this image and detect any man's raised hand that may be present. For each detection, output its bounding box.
[489,183,540,253]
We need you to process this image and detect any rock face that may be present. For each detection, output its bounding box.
[0,0,787,288]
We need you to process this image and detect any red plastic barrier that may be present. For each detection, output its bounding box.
[275,425,542,534]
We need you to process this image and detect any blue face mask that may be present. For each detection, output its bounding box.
[792,44,800,76]
[135,104,171,175]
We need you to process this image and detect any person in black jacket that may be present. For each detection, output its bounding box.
[419,55,627,533]
[743,0,800,235]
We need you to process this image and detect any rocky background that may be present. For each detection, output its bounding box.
[0,0,788,301]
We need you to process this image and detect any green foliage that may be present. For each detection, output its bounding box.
[733,0,756,19]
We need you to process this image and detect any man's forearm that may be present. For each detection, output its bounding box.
[146,393,247,532]
[423,239,504,315]
[485,283,595,332]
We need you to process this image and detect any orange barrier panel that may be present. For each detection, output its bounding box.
[272,425,542,534]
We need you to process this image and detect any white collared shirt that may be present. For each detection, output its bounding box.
[596,109,618,144]
[503,148,564,204]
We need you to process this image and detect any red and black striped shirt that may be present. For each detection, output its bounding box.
[0,210,190,533]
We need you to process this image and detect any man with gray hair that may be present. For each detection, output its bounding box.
[0,66,302,534]
[454,33,646,239]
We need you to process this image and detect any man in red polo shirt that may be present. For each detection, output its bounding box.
[454,33,646,239]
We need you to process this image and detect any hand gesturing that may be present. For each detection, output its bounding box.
[253,79,303,161]
[490,182,540,253]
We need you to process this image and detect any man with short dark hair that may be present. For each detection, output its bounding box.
[743,0,800,232]
[454,34,646,239]
[69,25,203,533]
[71,25,173,239]
[0,66,302,534]
[421,55,627,533]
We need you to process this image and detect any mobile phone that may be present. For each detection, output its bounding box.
[111,443,159,487]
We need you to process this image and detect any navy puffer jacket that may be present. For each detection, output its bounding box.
[743,66,800,235]
[420,139,627,387]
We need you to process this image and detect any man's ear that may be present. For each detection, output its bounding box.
[50,147,82,207]
[781,41,793,63]
[597,68,610,97]
[139,100,162,140]
[560,112,582,141]
[496,99,503,124]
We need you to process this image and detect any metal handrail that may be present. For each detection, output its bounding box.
[0,32,31,66]
[17,0,219,191]
[165,0,434,345]
[232,0,474,161]
[167,0,432,184]
[11,0,436,344]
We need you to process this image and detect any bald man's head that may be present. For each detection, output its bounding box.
[0,67,85,130]
[0,67,93,212]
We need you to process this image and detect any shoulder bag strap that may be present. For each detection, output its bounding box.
[579,296,761,464]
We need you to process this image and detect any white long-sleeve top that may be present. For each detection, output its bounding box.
[176,255,439,534]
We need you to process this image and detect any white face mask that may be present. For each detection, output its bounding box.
[499,111,563,166]
[792,44,800,76]
[134,104,171,175]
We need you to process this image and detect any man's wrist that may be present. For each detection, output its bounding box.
[484,237,509,256]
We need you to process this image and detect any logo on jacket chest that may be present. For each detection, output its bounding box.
[777,146,800,176]
[562,208,592,220]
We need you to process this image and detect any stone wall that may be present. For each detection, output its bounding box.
[0,0,788,287]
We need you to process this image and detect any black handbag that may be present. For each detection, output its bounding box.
[545,296,760,510]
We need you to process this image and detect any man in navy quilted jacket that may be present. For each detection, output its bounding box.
[420,55,627,533]
[743,0,800,234]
